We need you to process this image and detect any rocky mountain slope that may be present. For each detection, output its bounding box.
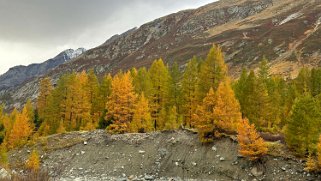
[57,0,321,78]
[0,48,85,109]
[0,48,85,89]
[2,0,321,109]
[5,130,320,181]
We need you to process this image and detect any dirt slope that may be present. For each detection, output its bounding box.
[7,130,320,181]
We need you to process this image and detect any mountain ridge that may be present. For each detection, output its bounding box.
[0,48,86,90]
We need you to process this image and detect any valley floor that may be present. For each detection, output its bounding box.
[6,130,321,181]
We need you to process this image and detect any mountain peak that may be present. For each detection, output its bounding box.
[60,48,86,61]
[0,48,86,90]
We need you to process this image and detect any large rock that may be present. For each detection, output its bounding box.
[251,167,264,177]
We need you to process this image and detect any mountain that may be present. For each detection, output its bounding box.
[0,48,85,90]
[2,0,321,109]
[0,48,85,109]
[55,0,320,79]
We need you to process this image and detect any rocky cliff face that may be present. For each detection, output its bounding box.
[2,0,321,110]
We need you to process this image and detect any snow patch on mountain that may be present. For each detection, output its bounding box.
[279,12,303,25]
[63,48,86,61]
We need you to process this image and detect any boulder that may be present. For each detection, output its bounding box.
[251,167,264,177]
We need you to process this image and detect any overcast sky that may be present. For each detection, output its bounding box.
[0,0,216,74]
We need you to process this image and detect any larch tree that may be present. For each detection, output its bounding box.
[25,150,40,172]
[60,73,82,131]
[37,77,53,126]
[194,88,216,142]
[87,69,101,122]
[233,68,248,117]
[181,57,199,127]
[0,146,8,168]
[311,68,321,96]
[132,67,153,98]
[164,106,180,130]
[266,76,287,131]
[149,59,171,130]
[25,99,35,130]
[258,58,270,83]
[214,79,242,133]
[198,45,227,100]
[38,74,69,135]
[305,154,317,172]
[98,74,112,112]
[130,93,153,133]
[7,105,33,149]
[106,72,137,133]
[285,94,321,156]
[76,71,93,130]
[239,71,270,129]
[237,118,268,161]
[169,62,183,114]
[294,68,311,95]
[97,74,112,129]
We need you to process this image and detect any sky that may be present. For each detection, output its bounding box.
[0,0,216,74]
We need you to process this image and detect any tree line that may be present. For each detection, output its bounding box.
[1,45,321,169]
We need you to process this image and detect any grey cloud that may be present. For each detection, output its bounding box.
[0,0,215,74]
[0,0,213,44]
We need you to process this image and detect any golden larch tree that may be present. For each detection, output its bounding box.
[7,106,33,149]
[305,154,317,172]
[25,150,40,172]
[37,77,53,121]
[107,72,137,133]
[76,71,93,130]
[130,93,153,133]
[194,88,216,142]
[164,106,180,130]
[86,69,101,122]
[237,118,268,161]
[149,59,171,130]
[198,45,227,100]
[214,79,242,133]
[182,57,199,127]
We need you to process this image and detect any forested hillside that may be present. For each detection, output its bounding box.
[1,45,321,176]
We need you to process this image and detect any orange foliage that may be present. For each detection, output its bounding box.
[6,106,33,149]
[193,88,216,142]
[107,72,137,133]
[214,79,242,132]
[237,118,268,161]
[305,154,317,172]
[26,150,40,172]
